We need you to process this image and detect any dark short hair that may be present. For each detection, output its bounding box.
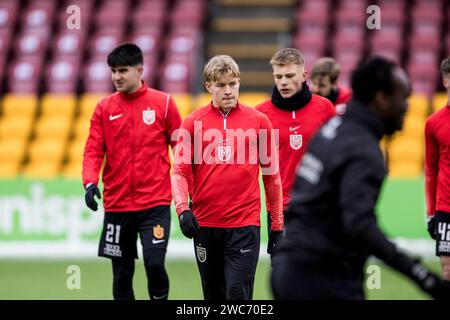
[310,57,341,83]
[440,56,450,77]
[107,43,143,67]
[351,56,397,104]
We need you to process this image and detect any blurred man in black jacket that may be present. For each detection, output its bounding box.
[271,56,450,300]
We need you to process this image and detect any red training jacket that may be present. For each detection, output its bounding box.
[171,102,284,230]
[256,94,336,210]
[83,82,182,212]
[335,85,352,115]
[425,103,450,217]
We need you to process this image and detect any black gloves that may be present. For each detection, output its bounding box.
[85,184,101,211]
[427,216,436,240]
[267,230,284,254]
[179,210,200,239]
[409,260,450,299]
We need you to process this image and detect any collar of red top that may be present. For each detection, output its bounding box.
[118,81,148,100]
[209,101,241,115]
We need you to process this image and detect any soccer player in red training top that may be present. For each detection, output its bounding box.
[425,56,450,284]
[171,55,284,300]
[310,57,352,115]
[82,44,182,300]
[256,48,336,243]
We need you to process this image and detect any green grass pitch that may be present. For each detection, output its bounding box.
[0,259,441,300]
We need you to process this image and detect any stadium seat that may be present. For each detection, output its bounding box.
[28,139,66,163]
[22,162,60,179]
[52,29,86,57]
[0,1,19,29]
[15,29,49,56]
[0,117,33,140]
[388,161,423,178]
[34,117,72,140]
[45,58,80,93]
[408,94,429,117]
[21,0,57,30]
[0,138,27,162]
[89,28,123,59]
[73,118,90,142]
[239,92,270,107]
[7,56,43,93]
[41,94,77,118]
[2,94,37,118]
[82,58,113,93]
[432,93,448,112]
[171,93,193,118]
[62,159,82,179]
[66,138,86,163]
[79,94,105,118]
[0,160,21,178]
[194,93,212,109]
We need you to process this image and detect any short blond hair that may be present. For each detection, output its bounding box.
[203,55,240,82]
[310,57,341,83]
[270,48,305,67]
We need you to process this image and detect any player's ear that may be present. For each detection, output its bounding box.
[443,77,449,89]
[374,91,390,113]
[205,82,212,93]
[136,65,143,78]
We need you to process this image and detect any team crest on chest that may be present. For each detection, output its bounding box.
[217,145,231,161]
[143,108,155,125]
[290,134,302,150]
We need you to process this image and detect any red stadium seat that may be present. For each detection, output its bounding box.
[21,0,57,30]
[89,28,123,59]
[8,56,43,93]
[171,0,206,28]
[0,1,18,29]
[0,28,11,54]
[300,0,330,12]
[129,28,161,55]
[45,57,80,93]
[409,35,440,50]
[408,65,439,94]
[52,29,86,57]
[332,35,364,54]
[142,54,158,87]
[132,0,166,29]
[293,34,326,54]
[339,0,368,11]
[296,10,329,26]
[82,58,113,93]
[15,29,49,57]
[159,56,192,93]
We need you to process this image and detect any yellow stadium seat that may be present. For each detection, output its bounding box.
[41,94,77,118]
[0,116,33,140]
[0,160,21,178]
[79,94,104,118]
[239,92,270,107]
[34,116,72,140]
[388,161,423,178]
[432,92,448,113]
[28,139,66,163]
[62,160,82,179]
[0,138,27,162]
[67,139,86,162]
[74,117,91,141]
[194,93,212,109]
[172,93,193,118]
[408,94,429,118]
[388,138,424,162]
[22,162,60,179]
[401,115,425,138]
[2,94,37,118]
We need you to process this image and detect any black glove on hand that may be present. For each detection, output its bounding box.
[410,260,450,299]
[267,230,284,255]
[427,216,436,240]
[179,210,200,239]
[85,184,101,211]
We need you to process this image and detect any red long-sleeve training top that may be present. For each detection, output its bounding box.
[171,102,284,230]
[425,103,450,217]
